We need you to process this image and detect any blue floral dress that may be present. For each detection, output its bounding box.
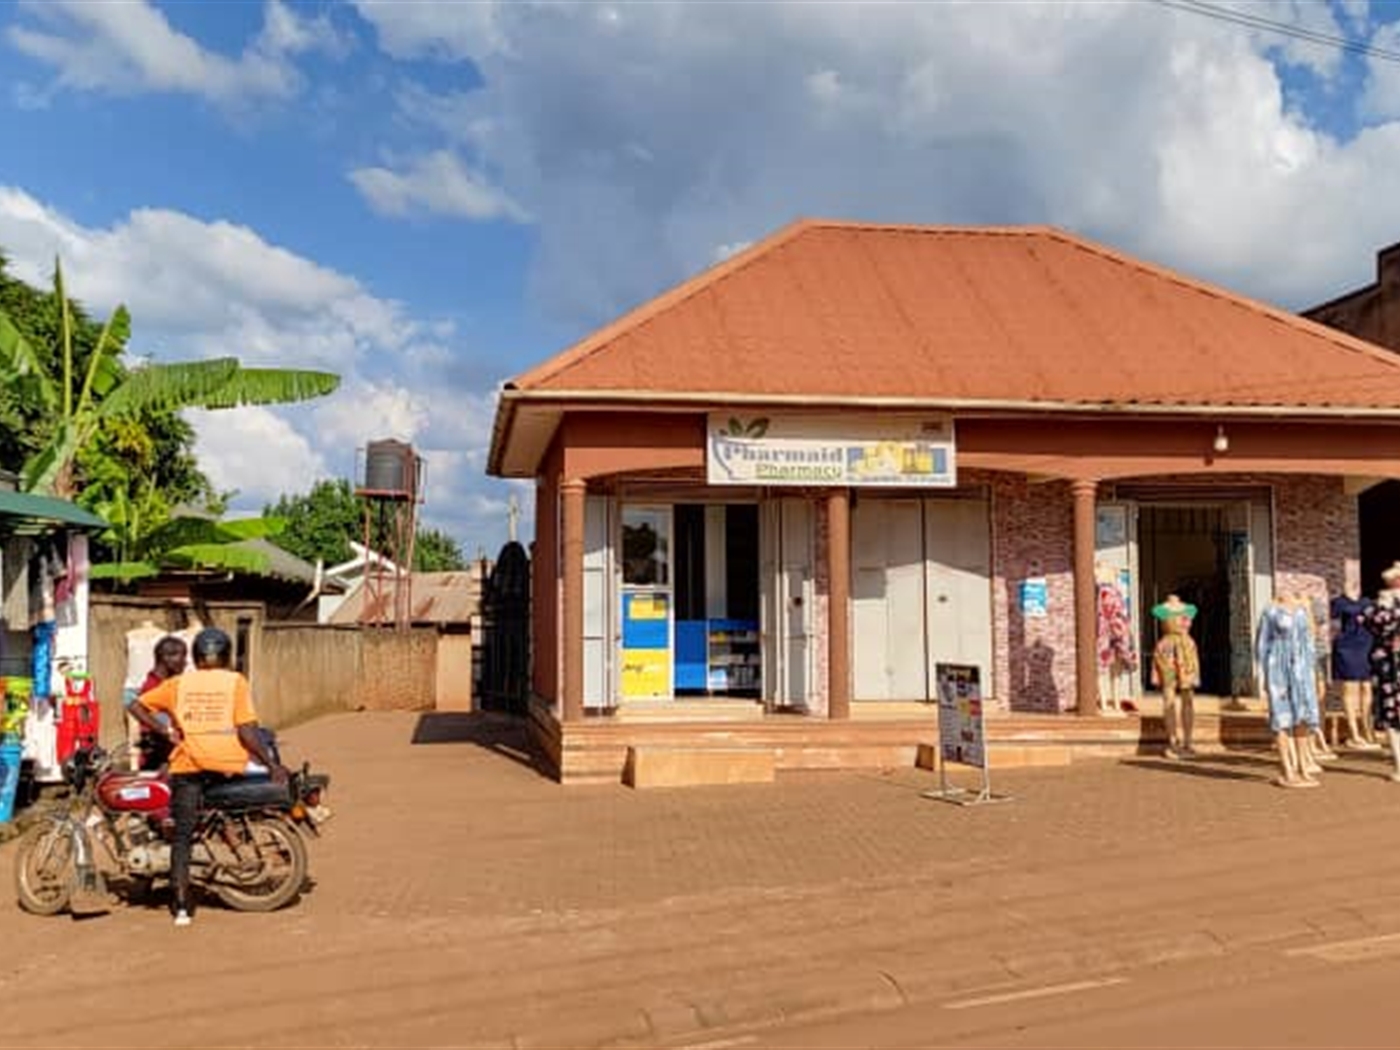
[1255,602,1320,732]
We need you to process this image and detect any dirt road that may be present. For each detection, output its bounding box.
[4,712,1400,1048]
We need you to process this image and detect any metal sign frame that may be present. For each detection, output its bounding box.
[922,663,1012,807]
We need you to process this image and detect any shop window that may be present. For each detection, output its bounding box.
[622,507,669,587]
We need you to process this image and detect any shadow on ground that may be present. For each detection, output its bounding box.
[410,712,548,776]
[1121,757,1269,782]
[1123,748,1399,785]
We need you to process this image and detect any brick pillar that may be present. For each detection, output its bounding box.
[827,488,851,720]
[1072,478,1099,718]
[561,478,587,723]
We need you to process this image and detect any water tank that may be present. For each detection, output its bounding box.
[361,440,417,500]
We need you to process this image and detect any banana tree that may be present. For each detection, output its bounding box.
[88,509,290,582]
[0,258,340,498]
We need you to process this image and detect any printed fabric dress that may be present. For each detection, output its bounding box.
[1097,584,1137,672]
[1255,602,1320,732]
[1363,601,1400,730]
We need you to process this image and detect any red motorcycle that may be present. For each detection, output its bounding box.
[13,742,330,916]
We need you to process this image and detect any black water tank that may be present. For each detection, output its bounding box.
[363,439,415,499]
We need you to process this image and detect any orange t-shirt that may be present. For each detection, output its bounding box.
[139,669,258,775]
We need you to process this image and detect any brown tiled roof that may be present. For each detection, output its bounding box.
[508,219,1400,410]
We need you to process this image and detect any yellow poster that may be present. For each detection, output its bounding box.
[628,595,666,620]
[621,649,671,699]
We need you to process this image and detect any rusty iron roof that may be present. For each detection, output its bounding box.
[500,216,1400,407]
[329,570,484,626]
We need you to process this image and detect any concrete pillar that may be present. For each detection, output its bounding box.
[827,488,851,720]
[561,478,587,723]
[1072,478,1099,718]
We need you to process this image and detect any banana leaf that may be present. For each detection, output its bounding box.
[198,368,341,409]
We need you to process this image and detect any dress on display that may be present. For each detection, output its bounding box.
[1363,599,1400,730]
[1096,583,1137,672]
[1330,595,1375,683]
[1256,601,1320,732]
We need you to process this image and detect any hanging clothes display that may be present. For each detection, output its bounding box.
[1256,600,1321,732]
[1097,582,1137,673]
[1332,594,1376,683]
[1364,598,1400,730]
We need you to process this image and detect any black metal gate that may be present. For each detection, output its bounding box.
[479,541,530,715]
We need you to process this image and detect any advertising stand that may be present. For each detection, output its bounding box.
[922,663,1012,807]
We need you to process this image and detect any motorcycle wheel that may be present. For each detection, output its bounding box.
[14,822,77,916]
[208,816,308,913]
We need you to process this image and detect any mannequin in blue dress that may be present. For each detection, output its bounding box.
[1257,593,1324,788]
[1330,573,1379,750]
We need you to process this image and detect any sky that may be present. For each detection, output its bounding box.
[4,0,1400,555]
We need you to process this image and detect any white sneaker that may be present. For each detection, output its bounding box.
[173,909,192,927]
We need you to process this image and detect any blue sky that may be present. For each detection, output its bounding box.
[4,0,1400,554]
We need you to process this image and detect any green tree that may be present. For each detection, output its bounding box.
[414,526,467,572]
[265,478,361,567]
[0,257,340,499]
[267,478,468,572]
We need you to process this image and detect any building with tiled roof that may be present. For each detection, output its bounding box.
[489,219,1400,784]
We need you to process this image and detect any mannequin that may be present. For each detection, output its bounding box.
[1096,562,1136,716]
[1331,574,1380,750]
[1151,595,1199,757]
[1257,593,1323,788]
[1364,563,1400,781]
[1300,599,1338,763]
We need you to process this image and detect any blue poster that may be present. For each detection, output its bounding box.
[1020,578,1048,618]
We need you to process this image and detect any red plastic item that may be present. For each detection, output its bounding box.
[96,770,171,816]
[56,674,99,764]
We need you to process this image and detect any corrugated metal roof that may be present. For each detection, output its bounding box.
[329,571,484,626]
[507,219,1400,409]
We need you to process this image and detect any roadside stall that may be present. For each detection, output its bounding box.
[0,484,106,822]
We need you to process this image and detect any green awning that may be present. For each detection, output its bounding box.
[0,490,108,534]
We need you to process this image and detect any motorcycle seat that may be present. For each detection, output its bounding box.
[202,776,292,811]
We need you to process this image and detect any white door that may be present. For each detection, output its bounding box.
[583,495,614,709]
[923,498,993,687]
[852,499,928,700]
[762,499,815,711]
[618,504,674,701]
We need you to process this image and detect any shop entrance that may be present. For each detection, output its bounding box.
[672,504,761,698]
[1136,504,1252,697]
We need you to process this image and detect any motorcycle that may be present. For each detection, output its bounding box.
[13,741,331,916]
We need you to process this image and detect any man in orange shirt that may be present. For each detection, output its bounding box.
[130,627,285,926]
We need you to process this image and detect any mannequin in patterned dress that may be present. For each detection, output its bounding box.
[1152,595,1199,758]
[1096,563,1136,716]
[1365,563,1400,782]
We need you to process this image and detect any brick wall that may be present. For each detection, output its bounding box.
[1273,475,1359,605]
[989,474,1077,713]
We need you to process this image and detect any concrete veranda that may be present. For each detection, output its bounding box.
[5,710,1400,1048]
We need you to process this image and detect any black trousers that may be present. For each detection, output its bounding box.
[170,772,220,910]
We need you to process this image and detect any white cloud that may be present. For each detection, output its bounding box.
[0,186,514,550]
[1361,20,1400,121]
[348,1,1400,320]
[7,0,347,106]
[350,0,504,63]
[188,406,328,504]
[348,150,529,223]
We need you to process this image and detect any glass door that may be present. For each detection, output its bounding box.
[619,505,673,701]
